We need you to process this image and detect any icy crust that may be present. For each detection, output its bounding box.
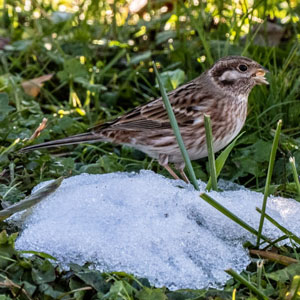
[11,171,300,290]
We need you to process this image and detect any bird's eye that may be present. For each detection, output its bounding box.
[238,64,248,72]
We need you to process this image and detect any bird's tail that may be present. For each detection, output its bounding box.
[20,132,101,153]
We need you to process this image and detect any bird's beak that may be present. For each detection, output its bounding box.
[254,67,269,85]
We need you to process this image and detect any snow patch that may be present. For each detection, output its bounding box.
[10,171,300,290]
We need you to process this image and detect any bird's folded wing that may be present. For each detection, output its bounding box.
[92,79,212,132]
[98,99,196,131]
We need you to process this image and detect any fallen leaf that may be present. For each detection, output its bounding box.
[22,74,53,97]
[29,118,48,141]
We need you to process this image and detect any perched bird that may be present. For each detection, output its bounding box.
[22,56,268,181]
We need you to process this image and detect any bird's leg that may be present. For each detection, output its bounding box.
[158,154,180,180]
[174,162,190,184]
[163,164,181,181]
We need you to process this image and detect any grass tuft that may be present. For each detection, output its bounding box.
[206,132,244,191]
[256,120,282,247]
[200,193,271,243]
[225,269,269,300]
[256,207,300,245]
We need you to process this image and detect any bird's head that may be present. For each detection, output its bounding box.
[209,56,269,96]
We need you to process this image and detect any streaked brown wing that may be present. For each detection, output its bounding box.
[93,77,212,133]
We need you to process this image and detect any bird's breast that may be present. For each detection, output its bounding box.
[211,96,248,153]
[184,96,248,161]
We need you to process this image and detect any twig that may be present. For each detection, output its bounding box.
[250,249,298,266]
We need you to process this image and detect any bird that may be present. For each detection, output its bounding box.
[21,56,269,182]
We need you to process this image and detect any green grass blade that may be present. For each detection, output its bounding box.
[256,208,300,245]
[200,193,271,243]
[204,115,217,191]
[256,120,282,247]
[265,235,289,248]
[98,48,127,79]
[153,62,199,190]
[0,138,20,159]
[289,157,300,198]
[225,269,268,300]
[20,250,57,260]
[0,177,64,221]
[206,132,245,191]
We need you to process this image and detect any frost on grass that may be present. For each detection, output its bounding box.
[10,171,300,290]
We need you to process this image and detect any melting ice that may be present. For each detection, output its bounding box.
[11,171,300,290]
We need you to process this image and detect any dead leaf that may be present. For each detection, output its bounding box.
[29,118,48,141]
[22,74,53,97]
